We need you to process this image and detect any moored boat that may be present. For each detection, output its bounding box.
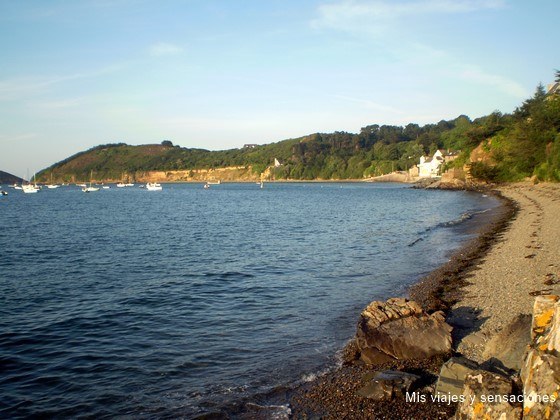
[82,171,100,192]
[146,182,162,191]
[22,184,39,193]
[82,186,100,192]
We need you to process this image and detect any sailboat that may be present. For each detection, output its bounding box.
[22,173,40,193]
[146,182,162,191]
[46,173,60,189]
[22,184,39,193]
[82,171,100,193]
[117,172,127,187]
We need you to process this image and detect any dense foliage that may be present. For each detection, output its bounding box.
[38,72,560,182]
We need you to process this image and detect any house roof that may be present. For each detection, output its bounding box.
[438,149,459,157]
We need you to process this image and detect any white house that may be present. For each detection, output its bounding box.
[418,150,445,178]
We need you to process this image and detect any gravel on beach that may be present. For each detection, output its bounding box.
[288,182,560,419]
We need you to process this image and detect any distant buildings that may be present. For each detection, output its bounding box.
[417,150,459,178]
[243,144,259,149]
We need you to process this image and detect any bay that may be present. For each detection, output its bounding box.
[0,182,498,418]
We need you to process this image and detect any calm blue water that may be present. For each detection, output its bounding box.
[0,183,498,418]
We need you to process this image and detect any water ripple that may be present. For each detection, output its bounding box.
[0,183,498,418]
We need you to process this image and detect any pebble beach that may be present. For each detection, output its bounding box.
[452,182,560,360]
[289,182,560,419]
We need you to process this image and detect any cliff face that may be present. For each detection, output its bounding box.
[469,141,494,165]
[132,166,261,183]
[437,141,494,184]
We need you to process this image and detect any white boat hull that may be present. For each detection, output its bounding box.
[22,185,39,193]
[146,183,162,191]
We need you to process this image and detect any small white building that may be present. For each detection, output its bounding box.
[418,150,445,178]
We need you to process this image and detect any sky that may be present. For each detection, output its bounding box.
[1,0,559,177]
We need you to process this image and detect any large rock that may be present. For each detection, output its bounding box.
[455,370,522,420]
[357,370,421,401]
[356,298,452,365]
[435,356,479,398]
[521,295,560,418]
[482,314,531,372]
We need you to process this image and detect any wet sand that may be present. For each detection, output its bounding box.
[289,182,560,419]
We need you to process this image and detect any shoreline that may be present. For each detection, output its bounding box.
[34,179,398,185]
[408,187,516,313]
[287,182,560,419]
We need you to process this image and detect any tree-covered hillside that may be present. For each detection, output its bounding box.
[38,71,560,183]
[36,120,468,182]
[466,73,560,182]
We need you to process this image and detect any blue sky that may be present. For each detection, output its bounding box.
[1,0,558,177]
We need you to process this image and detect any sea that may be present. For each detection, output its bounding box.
[0,182,499,418]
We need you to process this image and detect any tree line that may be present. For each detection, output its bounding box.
[39,71,560,183]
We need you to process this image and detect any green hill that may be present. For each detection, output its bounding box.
[36,123,463,182]
[38,72,560,183]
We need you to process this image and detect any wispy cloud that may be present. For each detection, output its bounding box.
[148,42,184,57]
[312,0,506,31]
[458,66,528,98]
[0,65,123,100]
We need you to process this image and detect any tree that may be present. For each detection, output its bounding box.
[161,140,173,147]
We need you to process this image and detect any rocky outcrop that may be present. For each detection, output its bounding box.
[356,298,452,365]
[451,296,560,419]
[455,370,522,419]
[521,295,560,418]
[133,166,261,183]
[425,178,468,190]
[435,356,480,398]
[469,141,494,166]
[482,314,531,372]
[442,167,467,182]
